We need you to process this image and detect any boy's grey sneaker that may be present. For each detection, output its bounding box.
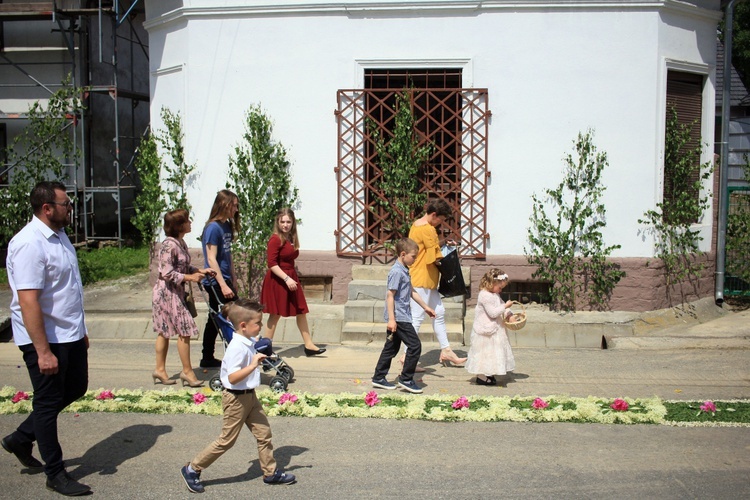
[263,469,296,485]
[397,377,423,394]
[181,465,204,493]
[372,378,396,390]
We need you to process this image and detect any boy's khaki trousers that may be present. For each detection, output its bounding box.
[191,390,276,476]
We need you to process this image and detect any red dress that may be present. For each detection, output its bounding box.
[260,234,309,316]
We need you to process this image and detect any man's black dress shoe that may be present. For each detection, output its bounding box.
[46,470,91,496]
[304,347,326,357]
[2,436,43,469]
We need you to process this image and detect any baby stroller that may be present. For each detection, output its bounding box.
[197,284,295,393]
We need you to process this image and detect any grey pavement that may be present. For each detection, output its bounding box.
[1,274,750,498]
[2,340,750,401]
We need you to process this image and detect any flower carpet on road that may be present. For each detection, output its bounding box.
[1,386,748,427]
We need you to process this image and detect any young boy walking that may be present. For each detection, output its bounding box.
[181,299,296,493]
[372,238,436,394]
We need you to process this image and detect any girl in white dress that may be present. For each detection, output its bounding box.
[465,269,514,386]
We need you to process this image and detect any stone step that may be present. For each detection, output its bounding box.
[348,279,470,302]
[351,264,391,281]
[350,264,471,288]
[348,280,387,301]
[341,321,465,345]
[344,299,465,323]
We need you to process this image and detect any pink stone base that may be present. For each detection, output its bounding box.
[153,248,717,313]
[467,253,716,312]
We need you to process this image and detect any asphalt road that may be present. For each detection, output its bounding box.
[1,413,749,499]
[2,341,750,499]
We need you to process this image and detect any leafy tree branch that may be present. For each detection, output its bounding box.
[0,78,82,247]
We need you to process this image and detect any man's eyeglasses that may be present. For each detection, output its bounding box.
[46,200,73,208]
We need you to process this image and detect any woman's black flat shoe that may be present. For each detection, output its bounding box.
[304,347,326,357]
[475,376,496,386]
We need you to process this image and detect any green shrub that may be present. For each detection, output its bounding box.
[526,130,624,311]
[638,107,712,301]
[226,104,299,297]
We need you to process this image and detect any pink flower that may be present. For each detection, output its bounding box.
[192,393,206,405]
[11,391,29,403]
[95,390,114,400]
[610,398,629,411]
[532,397,549,410]
[452,396,470,409]
[365,391,381,407]
[278,393,298,405]
[700,400,716,413]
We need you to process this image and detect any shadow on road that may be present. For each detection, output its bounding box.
[201,444,310,487]
[67,424,172,478]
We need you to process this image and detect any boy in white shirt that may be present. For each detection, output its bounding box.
[181,299,296,493]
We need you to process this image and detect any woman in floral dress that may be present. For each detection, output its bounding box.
[152,209,214,386]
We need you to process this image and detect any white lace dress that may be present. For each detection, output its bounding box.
[465,290,515,376]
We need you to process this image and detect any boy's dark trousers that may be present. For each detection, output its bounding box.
[373,321,422,382]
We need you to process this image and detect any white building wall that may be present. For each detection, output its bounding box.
[145,1,720,257]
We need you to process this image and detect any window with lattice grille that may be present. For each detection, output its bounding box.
[336,69,489,260]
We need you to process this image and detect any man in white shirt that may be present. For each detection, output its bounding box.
[2,181,90,496]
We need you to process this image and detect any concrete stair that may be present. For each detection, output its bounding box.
[342,264,467,345]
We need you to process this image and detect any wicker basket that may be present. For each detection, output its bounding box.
[505,301,527,331]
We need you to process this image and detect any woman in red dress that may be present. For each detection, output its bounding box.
[260,208,326,356]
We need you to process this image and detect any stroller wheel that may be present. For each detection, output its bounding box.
[269,375,288,393]
[208,376,224,392]
[278,366,294,381]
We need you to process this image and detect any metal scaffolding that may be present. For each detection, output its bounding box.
[0,0,149,245]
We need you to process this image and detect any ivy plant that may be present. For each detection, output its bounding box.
[370,89,431,240]
[0,78,82,247]
[638,107,713,299]
[725,156,750,289]
[526,130,624,311]
[226,104,299,297]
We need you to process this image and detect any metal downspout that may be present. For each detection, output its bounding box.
[716,0,744,305]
